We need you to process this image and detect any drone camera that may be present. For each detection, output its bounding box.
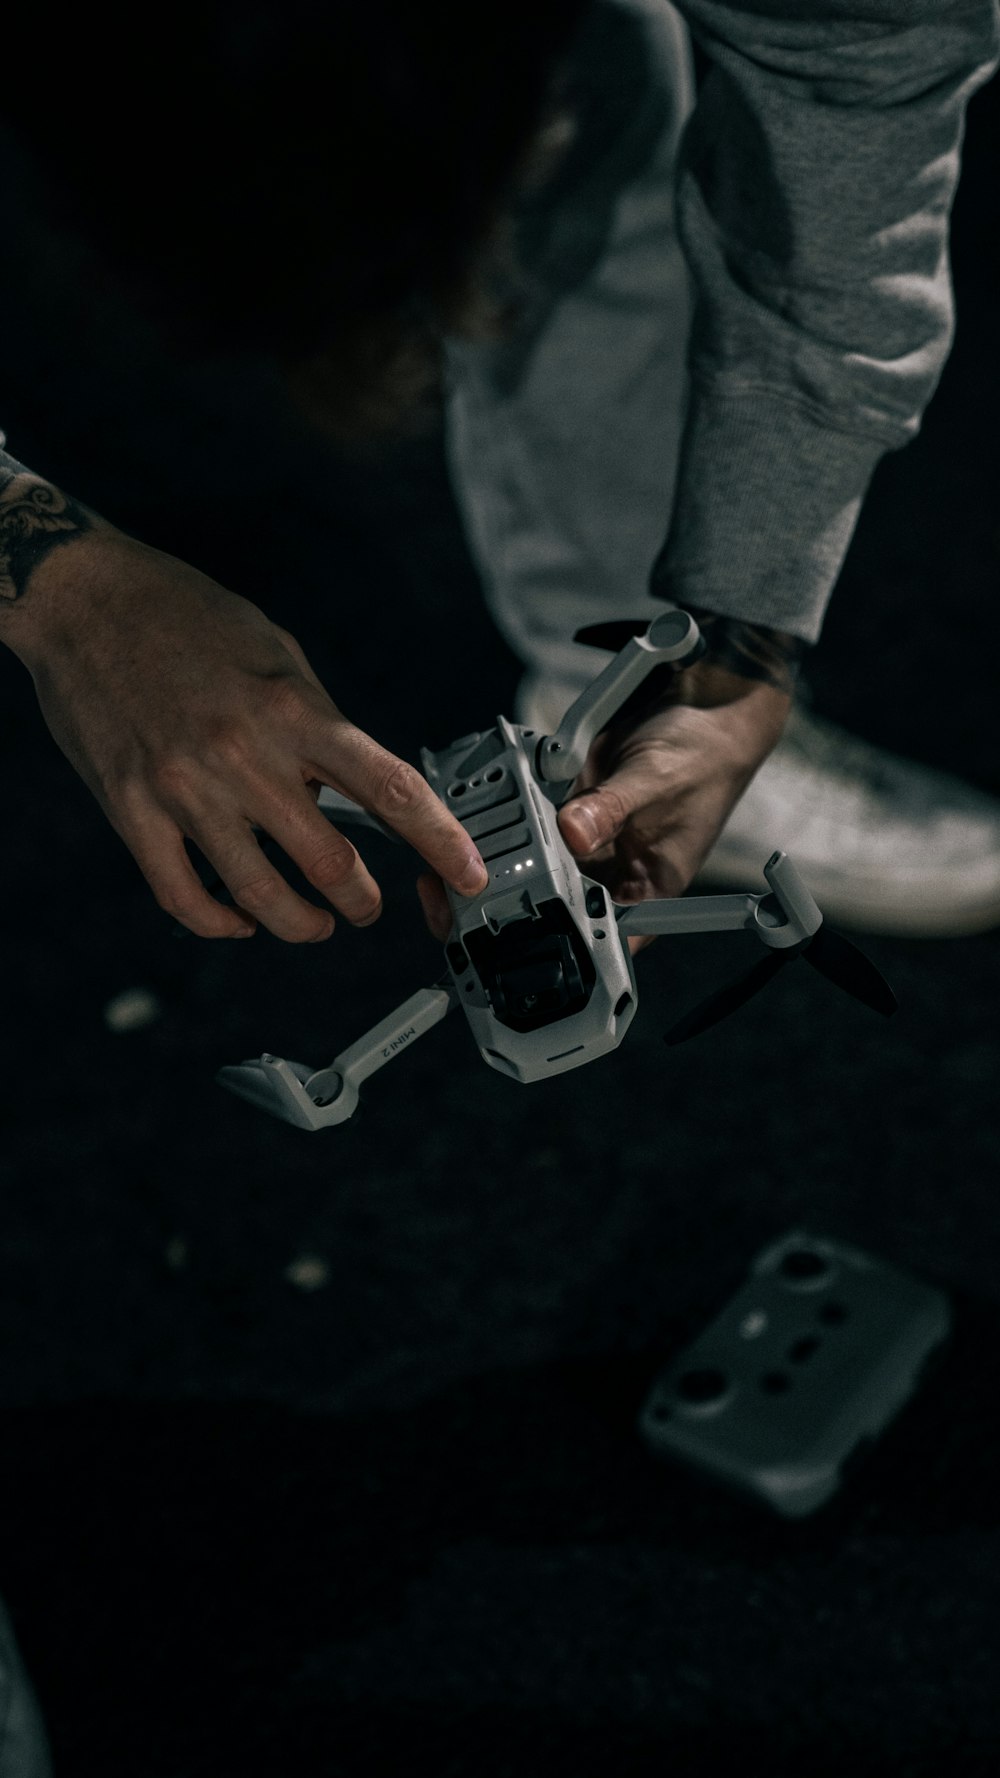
[492,933,584,1028]
[464,900,596,1034]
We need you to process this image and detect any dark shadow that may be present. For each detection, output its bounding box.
[1,1284,996,1774]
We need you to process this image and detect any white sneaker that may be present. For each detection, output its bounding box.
[515,672,1000,937]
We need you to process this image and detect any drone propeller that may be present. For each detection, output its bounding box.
[801,924,898,1016]
[663,947,794,1044]
[663,924,897,1046]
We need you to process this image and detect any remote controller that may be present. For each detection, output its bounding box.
[639,1229,951,1517]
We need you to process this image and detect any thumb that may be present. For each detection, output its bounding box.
[557,782,635,857]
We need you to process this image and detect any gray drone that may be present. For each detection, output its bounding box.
[217,607,896,1131]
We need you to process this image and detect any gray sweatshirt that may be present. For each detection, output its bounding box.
[655,0,1000,639]
[3,2,998,654]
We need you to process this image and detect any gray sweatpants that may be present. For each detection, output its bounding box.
[444,0,694,713]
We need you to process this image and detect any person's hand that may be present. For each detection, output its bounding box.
[417,621,801,958]
[552,665,791,954]
[10,525,489,940]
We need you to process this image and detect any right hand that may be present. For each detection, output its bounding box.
[12,525,489,941]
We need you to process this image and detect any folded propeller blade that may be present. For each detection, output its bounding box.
[802,925,898,1017]
[663,922,897,1046]
[663,949,794,1046]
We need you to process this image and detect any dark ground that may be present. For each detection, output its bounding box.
[0,63,999,1778]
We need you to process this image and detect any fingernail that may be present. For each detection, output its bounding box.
[567,804,600,851]
[459,858,489,894]
[309,920,335,942]
[233,925,255,938]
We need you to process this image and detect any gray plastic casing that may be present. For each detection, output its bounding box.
[420,715,638,1083]
[639,1230,952,1518]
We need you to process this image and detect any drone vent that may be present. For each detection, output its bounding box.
[465,796,525,841]
[480,825,533,864]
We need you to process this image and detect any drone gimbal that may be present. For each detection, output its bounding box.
[217,608,895,1130]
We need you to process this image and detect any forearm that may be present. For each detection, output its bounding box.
[657,0,1000,641]
[0,443,107,664]
[675,604,805,699]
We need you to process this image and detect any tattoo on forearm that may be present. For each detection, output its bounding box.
[684,606,807,696]
[0,451,92,602]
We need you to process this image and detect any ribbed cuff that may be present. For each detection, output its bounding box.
[649,386,889,644]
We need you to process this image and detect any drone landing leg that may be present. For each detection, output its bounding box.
[217,979,459,1131]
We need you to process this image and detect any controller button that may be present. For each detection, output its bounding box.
[675,1367,729,1405]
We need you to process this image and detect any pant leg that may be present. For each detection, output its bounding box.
[443,0,695,713]
[0,1600,52,1778]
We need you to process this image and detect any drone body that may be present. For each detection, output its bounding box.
[418,713,638,1085]
[217,610,896,1131]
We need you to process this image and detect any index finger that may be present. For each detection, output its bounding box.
[314,724,489,897]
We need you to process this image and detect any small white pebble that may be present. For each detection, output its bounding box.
[284,1254,329,1292]
[165,1238,188,1270]
[104,986,163,1033]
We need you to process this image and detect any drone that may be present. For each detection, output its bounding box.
[217,607,897,1131]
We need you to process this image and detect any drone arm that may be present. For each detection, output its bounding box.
[616,853,824,947]
[616,893,760,939]
[536,607,703,785]
[316,786,405,843]
[217,978,459,1131]
[305,978,459,1106]
[760,849,822,942]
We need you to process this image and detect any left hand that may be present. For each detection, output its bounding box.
[416,658,793,957]
[552,667,792,953]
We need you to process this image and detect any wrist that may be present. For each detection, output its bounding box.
[0,450,113,667]
[680,605,807,702]
[591,606,803,735]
